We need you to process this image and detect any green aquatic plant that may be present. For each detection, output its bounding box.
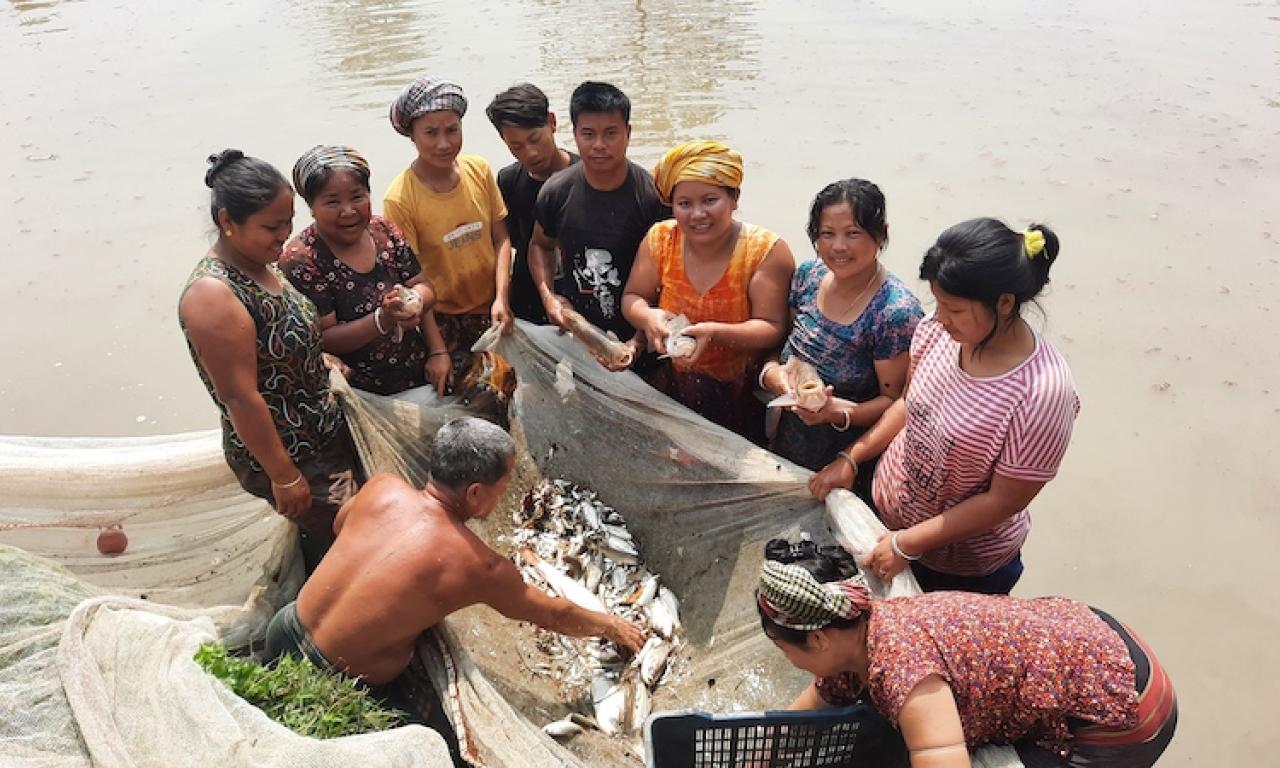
[194,641,404,738]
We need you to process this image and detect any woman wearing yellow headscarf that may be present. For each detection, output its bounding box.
[621,140,794,443]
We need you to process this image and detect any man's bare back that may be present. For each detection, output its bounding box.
[294,474,497,683]
[294,471,644,685]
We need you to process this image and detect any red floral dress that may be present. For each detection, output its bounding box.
[816,592,1139,755]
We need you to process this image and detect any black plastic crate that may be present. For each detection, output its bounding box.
[644,703,909,768]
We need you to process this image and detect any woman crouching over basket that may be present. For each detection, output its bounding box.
[757,538,1177,767]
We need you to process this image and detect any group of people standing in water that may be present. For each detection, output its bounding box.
[178,74,1176,767]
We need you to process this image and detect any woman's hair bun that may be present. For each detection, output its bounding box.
[205,149,247,188]
[1026,222,1061,266]
[764,537,818,564]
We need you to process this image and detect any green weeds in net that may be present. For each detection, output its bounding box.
[194,642,405,738]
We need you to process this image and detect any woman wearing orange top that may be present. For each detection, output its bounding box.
[621,140,795,443]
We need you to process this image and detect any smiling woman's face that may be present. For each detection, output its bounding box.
[309,169,371,248]
[814,202,881,279]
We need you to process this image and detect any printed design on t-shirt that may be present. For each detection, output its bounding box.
[572,247,621,318]
[442,221,484,250]
[900,398,953,505]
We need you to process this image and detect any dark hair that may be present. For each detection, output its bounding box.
[486,83,551,130]
[806,178,888,248]
[758,537,865,646]
[919,218,1060,350]
[205,149,291,226]
[569,81,630,126]
[428,417,516,491]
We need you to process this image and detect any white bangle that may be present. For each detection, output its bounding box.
[271,473,305,489]
[758,361,780,391]
[836,450,857,477]
[373,307,389,335]
[832,408,853,432]
[890,532,921,562]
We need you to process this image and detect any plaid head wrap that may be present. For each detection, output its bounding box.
[292,145,370,201]
[389,77,467,136]
[652,140,744,206]
[757,560,871,631]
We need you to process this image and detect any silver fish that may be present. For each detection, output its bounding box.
[591,674,630,736]
[583,560,604,593]
[637,637,672,688]
[599,534,641,565]
[520,548,607,614]
[542,716,584,739]
[625,575,659,607]
[600,523,633,541]
[626,668,651,731]
[658,586,681,623]
[647,596,678,639]
[576,501,601,530]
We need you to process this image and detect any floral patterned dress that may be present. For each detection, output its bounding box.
[281,216,428,395]
[816,592,1140,756]
[180,255,344,471]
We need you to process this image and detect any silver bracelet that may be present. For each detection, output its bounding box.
[373,307,389,335]
[271,473,305,489]
[832,408,853,432]
[758,361,780,391]
[890,532,922,561]
[836,450,857,476]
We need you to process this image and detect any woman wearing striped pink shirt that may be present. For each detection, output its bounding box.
[809,218,1079,594]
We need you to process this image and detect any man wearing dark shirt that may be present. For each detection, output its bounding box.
[485,83,578,324]
[528,81,670,368]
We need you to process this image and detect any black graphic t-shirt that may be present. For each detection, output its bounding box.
[533,161,670,339]
[497,152,579,323]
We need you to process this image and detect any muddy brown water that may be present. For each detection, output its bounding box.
[3,1,1279,764]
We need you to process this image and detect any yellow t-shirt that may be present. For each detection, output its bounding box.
[383,154,508,316]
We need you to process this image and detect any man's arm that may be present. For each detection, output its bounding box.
[477,551,645,651]
[528,222,570,328]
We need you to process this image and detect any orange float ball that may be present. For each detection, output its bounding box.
[96,525,128,556]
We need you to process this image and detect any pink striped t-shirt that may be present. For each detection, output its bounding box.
[872,318,1080,576]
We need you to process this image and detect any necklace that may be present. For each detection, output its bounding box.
[833,263,882,317]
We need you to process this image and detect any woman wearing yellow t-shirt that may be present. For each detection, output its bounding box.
[385,76,514,388]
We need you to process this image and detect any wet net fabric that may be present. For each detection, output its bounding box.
[0,321,1020,768]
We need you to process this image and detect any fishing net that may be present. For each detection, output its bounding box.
[0,322,1019,768]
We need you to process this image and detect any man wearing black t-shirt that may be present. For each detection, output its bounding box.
[528,81,670,368]
[485,83,578,324]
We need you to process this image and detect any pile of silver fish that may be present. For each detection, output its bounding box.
[508,478,682,738]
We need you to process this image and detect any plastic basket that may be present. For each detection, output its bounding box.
[643,703,908,768]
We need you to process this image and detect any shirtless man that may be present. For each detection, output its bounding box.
[263,415,645,684]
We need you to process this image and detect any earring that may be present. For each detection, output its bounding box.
[223,229,232,236]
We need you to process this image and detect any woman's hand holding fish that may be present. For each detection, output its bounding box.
[677,322,719,365]
[792,388,853,427]
[320,353,351,378]
[638,308,674,355]
[380,286,415,326]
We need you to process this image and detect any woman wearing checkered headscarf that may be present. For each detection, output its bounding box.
[758,537,1176,767]
[619,140,795,445]
[383,76,514,389]
[277,144,444,396]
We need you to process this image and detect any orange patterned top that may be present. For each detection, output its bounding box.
[649,219,779,382]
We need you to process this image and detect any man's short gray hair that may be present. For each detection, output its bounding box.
[429,417,515,490]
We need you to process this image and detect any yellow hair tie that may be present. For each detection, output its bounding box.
[1023,229,1046,260]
